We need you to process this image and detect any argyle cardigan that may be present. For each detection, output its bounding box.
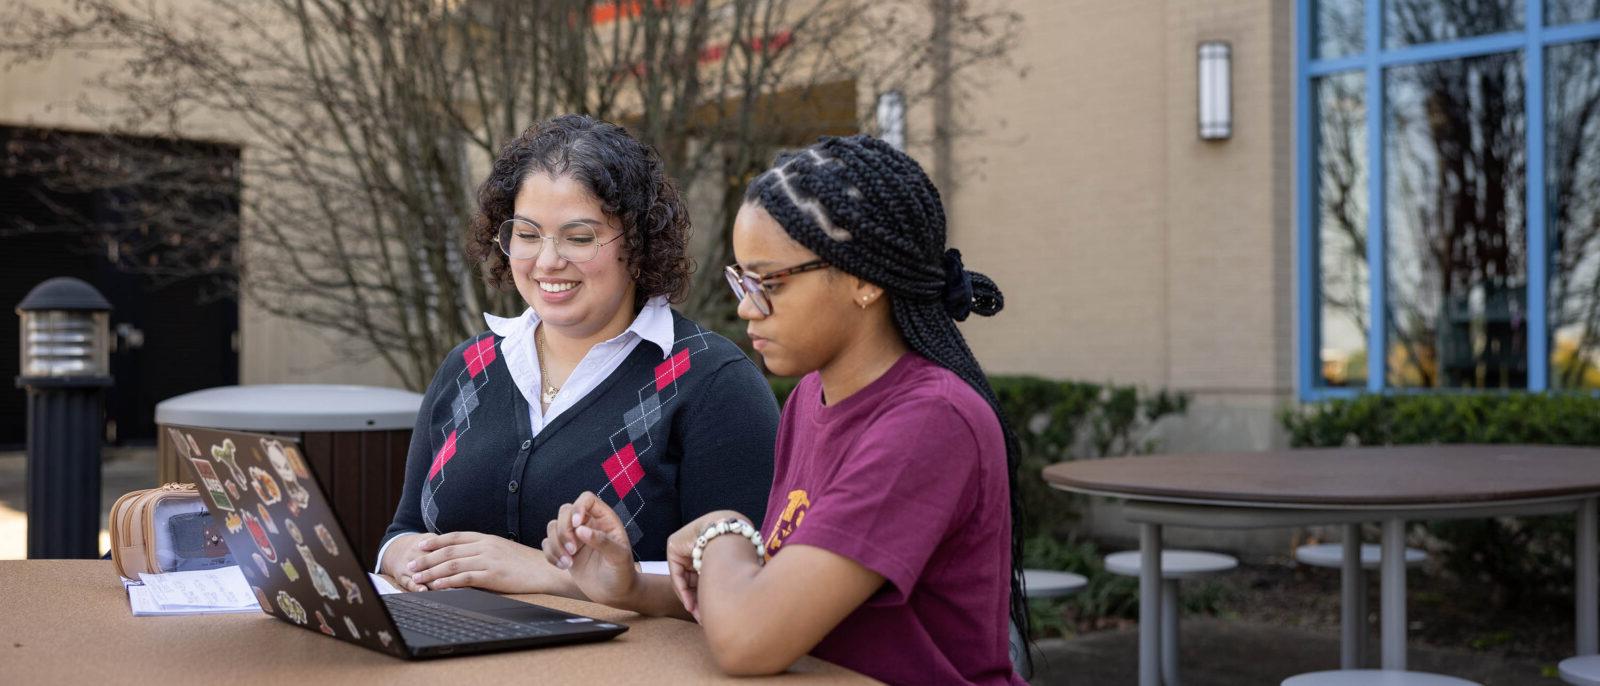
[381,312,778,561]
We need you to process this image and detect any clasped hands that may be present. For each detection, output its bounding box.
[379,530,570,594]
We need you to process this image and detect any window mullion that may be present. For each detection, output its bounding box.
[1365,0,1387,392]
[1528,0,1549,391]
[1296,0,1318,400]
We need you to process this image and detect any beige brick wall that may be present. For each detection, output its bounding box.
[938,1,1175,387]
[1162,0,1294,397]
[928,0,1296,451]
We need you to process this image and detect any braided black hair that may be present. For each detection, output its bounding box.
[743,135,1028,659]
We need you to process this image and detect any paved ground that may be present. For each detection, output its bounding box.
[1026,617,1561,685]
[0,446,159,559]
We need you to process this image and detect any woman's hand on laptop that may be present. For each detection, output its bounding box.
[405,531,574,595]
[543,492,640,608]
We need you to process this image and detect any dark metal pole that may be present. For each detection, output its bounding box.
[23,379,109,558]
[16,277,114,559]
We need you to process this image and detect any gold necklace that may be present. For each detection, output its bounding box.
[535,326,560,405]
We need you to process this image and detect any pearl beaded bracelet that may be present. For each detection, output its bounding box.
[691,517,766,572]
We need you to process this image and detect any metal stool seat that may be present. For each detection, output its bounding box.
[1023,568,1088,598]
[1283,669,1481,685]
[1295,543,1426,569]
[1104,549,1238,579]
[1560,655,1600,686]
[1104,550,1237,685]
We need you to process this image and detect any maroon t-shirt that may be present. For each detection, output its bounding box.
[761,353,1025,686]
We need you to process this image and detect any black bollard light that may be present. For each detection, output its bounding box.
[16,277,113,559]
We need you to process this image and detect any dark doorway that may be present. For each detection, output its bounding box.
[1,126,240,448]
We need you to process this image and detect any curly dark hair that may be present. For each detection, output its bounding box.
[467,114,693,303]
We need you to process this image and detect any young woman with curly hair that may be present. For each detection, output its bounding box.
[376,115,777,610]
[541,134,1025,684]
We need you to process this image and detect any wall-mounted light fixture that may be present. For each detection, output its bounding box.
[1198,41,1232,140]
[875,90,906,151]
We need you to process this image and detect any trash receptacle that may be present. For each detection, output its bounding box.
[155,384,423,567]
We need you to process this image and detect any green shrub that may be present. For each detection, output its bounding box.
[1281,393,1600,607]
[992,376,1189,542]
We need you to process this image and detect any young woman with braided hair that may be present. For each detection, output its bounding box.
[542,134,1026,684]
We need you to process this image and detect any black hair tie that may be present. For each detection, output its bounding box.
[942,248,975,321]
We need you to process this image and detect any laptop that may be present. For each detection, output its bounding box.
[172,425,627,659]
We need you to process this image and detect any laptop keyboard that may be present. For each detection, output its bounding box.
[384,594,555,644]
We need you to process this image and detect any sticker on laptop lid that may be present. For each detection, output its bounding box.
[280,560,300,582]
[223,481,241,501]
[241,511,276,562]
[249,466,282,506]
[343,615,360,639]
[339,576,364,605]
[257,505,279,534]
[275,591,306,625]
[262,439,311,515]
[185,434,202,462]
[252,586,273,615]
[315,610,335,636]
[284,519,303,545]
[377,630,392,648]
[188,458,234,511]
[284,444,311,480]
[224,512,242,534]
[211,438,248,489]
[252,552,269,577]
[298,543,340,602]
[314,524,338,556]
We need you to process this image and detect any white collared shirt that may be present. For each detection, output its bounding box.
[375,296,676,572]
[483,295,676,436]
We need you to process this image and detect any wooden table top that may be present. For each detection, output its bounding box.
[0,560,874,685]
[1043,444,1600,508]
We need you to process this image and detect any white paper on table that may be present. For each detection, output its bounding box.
[368,573,404,595]
[127,584,259,616]
[638,561,670,576]
[138,566,256,609]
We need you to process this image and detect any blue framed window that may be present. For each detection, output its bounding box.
[1297,0,1600,400]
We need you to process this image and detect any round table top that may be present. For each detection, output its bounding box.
[156,384,423,431]
[1042,444,1600,508]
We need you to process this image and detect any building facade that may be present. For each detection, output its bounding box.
[6,1,1599,554]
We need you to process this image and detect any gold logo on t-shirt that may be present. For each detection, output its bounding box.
[765,489,809,556]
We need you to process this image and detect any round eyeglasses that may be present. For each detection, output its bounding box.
[723,260,830,316]
[495,218,623,263]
